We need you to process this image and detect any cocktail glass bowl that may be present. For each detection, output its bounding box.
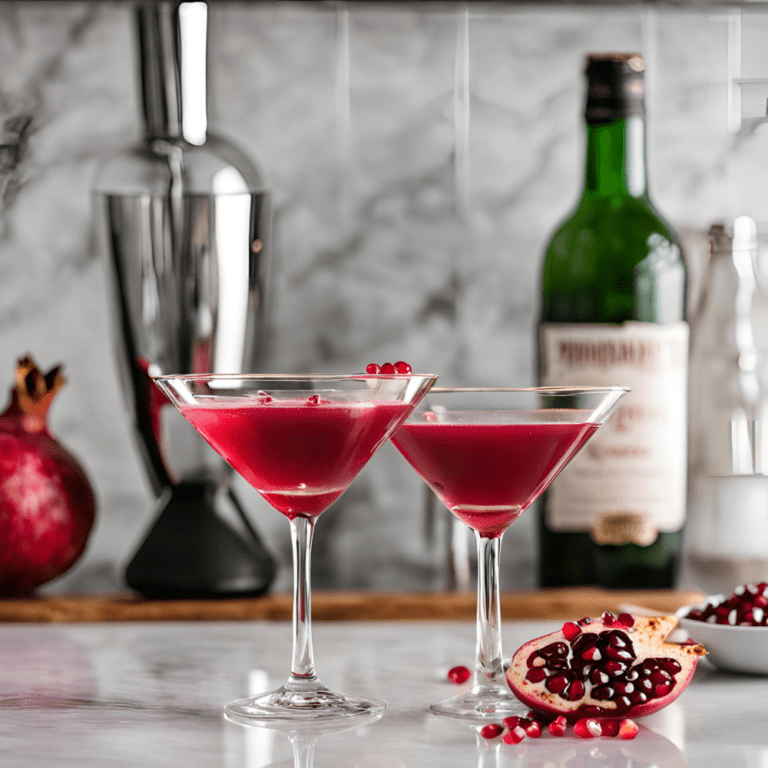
[154,372,437,722]
[391,386,629,719]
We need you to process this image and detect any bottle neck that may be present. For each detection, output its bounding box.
[135,1,208,144]
[583,117,647,199]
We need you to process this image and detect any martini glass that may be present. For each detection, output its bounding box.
[154,372,437,722]
[390,386,629,719]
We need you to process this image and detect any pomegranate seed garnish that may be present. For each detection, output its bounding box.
[548,716,567,737]
[562,621,581,641]
[574,718,602,738]
[617,613,635,628]
[257,391,272,403]
[525,720,542,738]
[502,725,526,745]
[501,716,521,729]
[447,665,471,684]
[365,363,381,374]
[602,611,616,626]
[480,723,503,740]
[600,718,621,737]
[619,719,639,739]
[306,394,320,405]
[394,361,412,374]
[380,362,396,374]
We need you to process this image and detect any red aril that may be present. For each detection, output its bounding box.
[394,361,412,374]
[548,715,567,737]
[0,357,96,595]
[365,364,381,374]
[506,614,706,722]
[619,719,639,739]
[502,725,526,745]
[574,717,602,738]
[447,665,471,684]
[480,723,503,740]
[379,363,396,374]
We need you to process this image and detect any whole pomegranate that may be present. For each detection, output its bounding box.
[506,612,706,721]
[0,356,96,595]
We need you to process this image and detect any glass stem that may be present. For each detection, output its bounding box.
[474,532,504,687]
[289,516,318,685]
[289,735,317,768]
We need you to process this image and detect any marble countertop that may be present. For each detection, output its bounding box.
[1,620,766,767]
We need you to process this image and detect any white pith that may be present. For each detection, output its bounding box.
[507,616,706,716]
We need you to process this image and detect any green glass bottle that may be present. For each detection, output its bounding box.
[538,54,688,589]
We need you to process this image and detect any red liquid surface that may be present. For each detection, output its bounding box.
[180,399,412,519]
[392,419,598,538]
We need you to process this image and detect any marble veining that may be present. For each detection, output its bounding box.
[0,620,767,767]
[1,3,768,594]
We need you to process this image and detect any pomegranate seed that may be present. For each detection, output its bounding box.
[501,716,521,729]
[581,646,602,662]
[306,394,320,405]
[545,673,571,695]
[525,720,542,738]
[599,718,621,737]
[619,719,639,739]
[480,723,503,739]
[365,363,381,374]
[257,391,272,403]
[526,668,548,683]
[617,613,635,627]
[602,611,616,626]
[548,716,567,737]
[568,679,585,701]
[657,658,682,675]
[603,660,628,677]
[380,362,396,374]
[502,725,526,745]
[394,361,412,374]
[574,718,602,738]
[654,682,673,698]
[541,641,569,658]
[447,665,471,684]
[562,621,581,641]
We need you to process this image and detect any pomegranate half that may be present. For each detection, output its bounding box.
[506,614,706,721]
[0,356,96,595]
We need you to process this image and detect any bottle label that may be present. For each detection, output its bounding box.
[540,321,689,539]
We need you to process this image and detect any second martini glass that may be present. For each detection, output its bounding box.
[391,386,628,719]
[154,372,437,722]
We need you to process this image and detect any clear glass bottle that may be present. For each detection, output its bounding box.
[687,217,768,593]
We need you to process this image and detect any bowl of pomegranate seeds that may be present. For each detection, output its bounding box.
[677,582,768,675]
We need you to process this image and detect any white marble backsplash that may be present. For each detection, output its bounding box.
[1,1,767,595]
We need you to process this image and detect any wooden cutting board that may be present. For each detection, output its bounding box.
[0,588,704,623]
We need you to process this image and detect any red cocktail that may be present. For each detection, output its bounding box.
[154,372,437,723]
[391,388,628,719]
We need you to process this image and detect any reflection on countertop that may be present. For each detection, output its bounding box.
[0,621,766,767]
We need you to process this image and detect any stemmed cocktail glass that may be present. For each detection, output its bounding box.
[155,372,437,722]
[391,386,628,719]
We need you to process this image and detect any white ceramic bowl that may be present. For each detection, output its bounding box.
[677,597,768,675]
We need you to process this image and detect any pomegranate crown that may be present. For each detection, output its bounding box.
[3,355,65,430]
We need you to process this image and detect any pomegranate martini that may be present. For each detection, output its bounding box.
[154,370,437,722]
[391,386,628,719]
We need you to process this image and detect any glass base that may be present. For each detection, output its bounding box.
[431,682,519,720]
[225,681,386,724]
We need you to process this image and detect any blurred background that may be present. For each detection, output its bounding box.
[1,0,767,595]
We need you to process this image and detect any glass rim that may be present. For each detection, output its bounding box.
[152,372,438,382]
[427,386,631,395]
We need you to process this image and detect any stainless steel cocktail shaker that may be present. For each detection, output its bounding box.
[94,0,276,597]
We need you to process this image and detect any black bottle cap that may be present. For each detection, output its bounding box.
[585,53,645,124]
